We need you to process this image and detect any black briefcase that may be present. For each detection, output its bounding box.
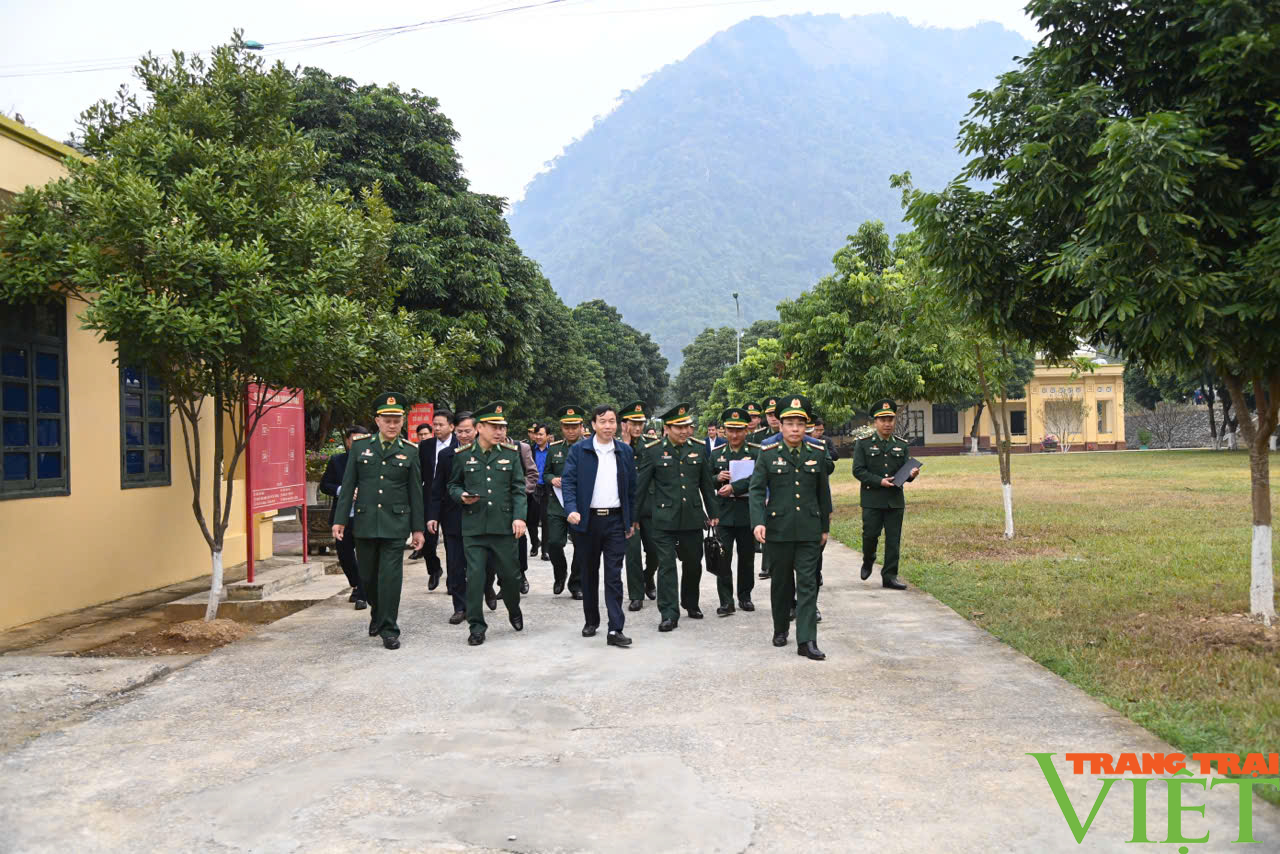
[704,526,728,577]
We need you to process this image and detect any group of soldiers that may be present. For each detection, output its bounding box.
[333,392,919,660]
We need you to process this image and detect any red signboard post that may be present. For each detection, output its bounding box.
[407,403,435,441]
[245,386,307,583]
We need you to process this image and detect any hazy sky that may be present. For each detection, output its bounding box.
[1,1,1039,203]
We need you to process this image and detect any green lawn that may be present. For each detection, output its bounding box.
[828,450,1280,801]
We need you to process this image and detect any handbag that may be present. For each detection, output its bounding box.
[703,525,728,577]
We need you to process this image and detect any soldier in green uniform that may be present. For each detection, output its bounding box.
[852,399,919,591]
[447,401,528,645]
[710,407,760,616]
[746,402,768,445]
[749,395,832,660]
[635,402,719,631]
[620,400,657,611]
[332,392,425,650]
[542,405,588,598]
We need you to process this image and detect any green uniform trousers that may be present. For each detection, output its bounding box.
[463,533,521,633]
[355,537,405,640]
[651,527,704,621]
[716,524,755,606]
[767,540,821,644]
[861,506,904,578]
[624,518,656,602]
[544,513,583,594]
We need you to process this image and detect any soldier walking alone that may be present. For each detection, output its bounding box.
[852,399,920,590]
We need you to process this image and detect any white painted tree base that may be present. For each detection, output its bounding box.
[1002,483,1014,539]
[205,549,224,622]
[1252,525,1275,624]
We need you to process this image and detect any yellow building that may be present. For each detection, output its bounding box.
[0,115,264,632]
[904,354,1127,454]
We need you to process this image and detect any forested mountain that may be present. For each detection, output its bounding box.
[507,13,1030,364]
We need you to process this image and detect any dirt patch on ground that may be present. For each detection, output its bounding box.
[80,619,257,657]
[1126,612,1280,655]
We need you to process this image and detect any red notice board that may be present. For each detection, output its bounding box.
[408,403,435,441]
[246,386,306,513]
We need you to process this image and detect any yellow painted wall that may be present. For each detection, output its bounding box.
[962,363,1127,448]
[1,117,270,631]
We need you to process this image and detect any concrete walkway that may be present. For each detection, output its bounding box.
[1,540,1275,852]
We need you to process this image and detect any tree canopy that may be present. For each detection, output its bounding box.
[673,319,779,413]
[571,299,668,410]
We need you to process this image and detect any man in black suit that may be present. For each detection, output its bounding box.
[429,411,473,624]
[415,409,458,590]
[319,425,370,610]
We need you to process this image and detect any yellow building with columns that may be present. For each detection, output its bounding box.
[0,115,267,632]
[903,354,1127,454]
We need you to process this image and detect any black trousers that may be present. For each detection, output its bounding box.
[443,531,466,613]
[527,488,545,550]
[335,520,363,599]
[423,527,442,576]
[581,512,627,632]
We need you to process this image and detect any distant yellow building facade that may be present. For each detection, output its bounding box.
[0,115,264,632]
[904,357,1127,454]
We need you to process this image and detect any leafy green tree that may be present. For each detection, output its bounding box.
[673,318,781,413]
[518,286,607,422]
[778,222,976,425]
[0,38,443,619]
[906,0,1280,614]
[571,299,668,409]
[905,0,1280,617]
[291,68,548,413]
[702,338,807,426]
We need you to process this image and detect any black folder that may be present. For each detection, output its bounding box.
[892,458,923,487]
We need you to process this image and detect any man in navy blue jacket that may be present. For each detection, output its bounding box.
[563,404,638,647]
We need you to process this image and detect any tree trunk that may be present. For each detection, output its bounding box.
[204,549,224,621]
[1222,372,1278,622]
[975,342,1014,538]
[969,401,985,454]
[1002,482,1014,539]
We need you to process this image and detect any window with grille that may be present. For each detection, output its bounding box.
[931,404,959,434]
[2,301,69,499]
[120,366,170,487]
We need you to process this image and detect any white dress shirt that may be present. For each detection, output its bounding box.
[589,437,621,509]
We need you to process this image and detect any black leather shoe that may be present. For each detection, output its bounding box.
[686,607,704,619]
[448,610,465,625]
[582,624,598,637]
[716,604,734,617]
[882,576,907,590]
[860,563,873,581]
[758,570,771,579]
[348,590,358,603]
[368,625,379,637]
[540,552,549,561]
[571,591,583,600]
[383,636,401,650]
[658,618,677,632]
[607,631,632,647]
[739,600,755,612]
[520,575,530,595]
[645,585,656,601]
[628,599,642,611]
[816,608,822,623]
[428,571,441,591]
[531,542,539,556]
[788,606,796,621]
[467,632,485,646]
[772,633,788,647]
[797,640,826,660]
[485,591,497,610]
[553,579,565,595]
[509,610,524,631]
[353,599,367,611]
[408,548,423,561]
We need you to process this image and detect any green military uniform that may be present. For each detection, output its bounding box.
[749,395,832,658]
[710,407,760,614]
[333,392,424,646]
[620,400,657,609]
[745,402,769,445]
[447,401,528,642]
[851,399,917,589]
[634,402,719,628]
[544,405,586,596]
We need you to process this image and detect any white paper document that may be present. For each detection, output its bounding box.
[553,485,564,507]
[729,459,755,482]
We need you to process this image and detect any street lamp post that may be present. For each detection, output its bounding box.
[733,292,741,364]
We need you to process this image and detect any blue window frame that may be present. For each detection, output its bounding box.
[120,366,170,488]
[1,301,69,499]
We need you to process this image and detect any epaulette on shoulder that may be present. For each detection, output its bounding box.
[760,441,780,451]
[501,441,519,451]
[549,439,563,446]
[454,442,473,453]
[804,436,825,447]
[747,442,761,449]
[645,438,662,449]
